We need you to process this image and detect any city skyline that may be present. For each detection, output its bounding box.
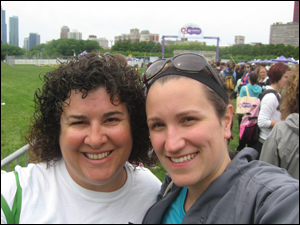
[1,1,297,48]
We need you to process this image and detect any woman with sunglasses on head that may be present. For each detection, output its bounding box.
[141,54,299,224]
[239,63,253,91]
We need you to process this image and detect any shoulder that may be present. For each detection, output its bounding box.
[261,88,279,102]
[230,150,298,193]
[125,163,162,188]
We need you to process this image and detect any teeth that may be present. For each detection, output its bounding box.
[171,153,196,163]
[85,151,111,160]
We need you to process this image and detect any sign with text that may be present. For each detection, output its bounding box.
[178,23,204,39]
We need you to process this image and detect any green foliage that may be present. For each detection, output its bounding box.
[1,43,25,60]
[111,41,299,61]
[26,38,104,57]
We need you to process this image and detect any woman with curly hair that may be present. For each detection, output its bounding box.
[1,53,161,223]
[260,65,299,179]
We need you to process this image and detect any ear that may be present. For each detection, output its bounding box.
[223,104,234,139]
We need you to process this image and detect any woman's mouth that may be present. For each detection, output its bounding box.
[170,153,197,163]
[84,151,112,160]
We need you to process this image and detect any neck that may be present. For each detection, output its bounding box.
[271,83,281,93]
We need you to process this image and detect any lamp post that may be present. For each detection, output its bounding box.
[71,49,76,56]
[40,48,45,58]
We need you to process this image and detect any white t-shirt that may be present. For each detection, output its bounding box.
[1,159,161,224]
[258,86,281,141]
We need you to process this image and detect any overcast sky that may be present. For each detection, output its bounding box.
[1,1,296,48]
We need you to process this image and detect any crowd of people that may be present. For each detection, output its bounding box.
[1,53,299,224]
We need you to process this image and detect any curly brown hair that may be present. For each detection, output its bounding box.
[25,53,156,167]
[280,65,299,120]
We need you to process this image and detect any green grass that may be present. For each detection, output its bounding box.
[1,63,240,182]
[1,63,56,171]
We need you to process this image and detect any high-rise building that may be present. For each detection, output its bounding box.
[60,26,70,39]
[235,35,245,45]
[23,37,29,50]
[269,22,299,47]
[29,33,40,50]
[67,29,82,40]
[1,6,7,44]
[293,1,299,23]
[9,16,19,46]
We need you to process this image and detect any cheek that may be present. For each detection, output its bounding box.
[109,125,133,148]
[59,129,84,151]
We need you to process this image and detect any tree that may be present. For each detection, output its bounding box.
[1,43,25,60]
[27,38,103,57]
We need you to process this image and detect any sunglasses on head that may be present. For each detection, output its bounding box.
[142,53,223,89]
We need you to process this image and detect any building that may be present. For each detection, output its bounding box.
[140,30,150,42]
[1,6,7,44]
[114,28,160,44]
[269,22,299,47]
[67,29,82,40]
[130,28,140,43]
[294,1,299,23]
[150,33,159,42]
[250,42,263,47]
[234,35,245,45]
[23,37,29,50]
[9,16,18,46]
[60,26,70,39]
[28,33,40,50]
[88,35,109,49]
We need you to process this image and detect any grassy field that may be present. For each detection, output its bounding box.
[1,64,239,182]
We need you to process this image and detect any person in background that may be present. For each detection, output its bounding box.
[141,53,298,224]
[239,63,253,89]
[213,61,222,75]
[221,61,236,99]
[255,65,270,91]
[1,53,161,224]
[260,65,299,180]
[234,64,244,81]
[219,62,226,77]
[235,72,262,151]
[253,62,291,157]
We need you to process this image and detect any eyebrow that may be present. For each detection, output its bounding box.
[147,110,200,122]
[66,111,124,121]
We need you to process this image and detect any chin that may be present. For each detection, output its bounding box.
[170,173,201,188]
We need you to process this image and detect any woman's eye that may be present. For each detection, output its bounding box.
[71,121,84,125]
[150,123,164,130]
[183,117,194,122]
[104,118,120,123]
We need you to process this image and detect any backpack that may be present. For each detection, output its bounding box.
[223,70,235,90]
[1,171,22,224]
[239,89,280,143]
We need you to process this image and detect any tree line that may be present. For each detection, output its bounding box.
[1,39,299,62]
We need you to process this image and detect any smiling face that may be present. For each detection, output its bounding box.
[146,77,232,190]
[59,87,132,192]
[259,68,267,80]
